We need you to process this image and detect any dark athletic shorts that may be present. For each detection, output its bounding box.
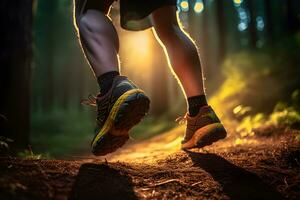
[76,0,177,31]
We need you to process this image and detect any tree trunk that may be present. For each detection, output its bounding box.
[35,0,57,112]
[286,0,300,35]
[216,0,226,63]
[200,0,210,76]
[264,0,273,44]
[246,0,258,48]
[0,0,33,150]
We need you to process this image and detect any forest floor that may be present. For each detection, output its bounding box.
[0,126,300,200]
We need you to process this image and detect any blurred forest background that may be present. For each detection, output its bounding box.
[1,0,300,157]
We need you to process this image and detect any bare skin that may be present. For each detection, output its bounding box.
[74,3,119,76]
[151,6,205,97]
[74,2,205,97]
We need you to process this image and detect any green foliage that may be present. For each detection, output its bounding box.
[270,106,300,127]
[31,109,94,156]
[210,34,300,138]
[211,33,300,114]
[31,109,176,156]
[16,145,51,159]
[31,109,94,136]
[236,113,265,137]
[211,33,300,122]
[234,91,300,137]
[17,148,44,160]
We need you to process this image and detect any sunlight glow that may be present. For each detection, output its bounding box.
[109,126,185,163]
[234,138,258,146]
[164,136,183,148]
[119,29,154,80]
[131,33,151,57]
[194,1,204,13]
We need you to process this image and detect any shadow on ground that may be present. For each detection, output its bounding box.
[187,151,284,200]
[69,152,286,200]
[69,163,137,200]
[1,132,297,199]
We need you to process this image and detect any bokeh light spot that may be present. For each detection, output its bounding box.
[180,1,189,12]
[194,1,204,13]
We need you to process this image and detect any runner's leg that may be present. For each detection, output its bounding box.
[151,6,205,98]
[74,0,119,77]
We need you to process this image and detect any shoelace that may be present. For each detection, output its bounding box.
[81,94,97,107]
[175,113,188,125]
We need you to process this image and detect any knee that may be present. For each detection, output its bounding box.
[154,23,181,44]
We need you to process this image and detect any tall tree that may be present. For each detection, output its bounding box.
[216,0,226,63]
[246,0,258,48]
[0,0,33,149]
[286,0,300,35]
[35,0,57,112]
[264,0,273,43]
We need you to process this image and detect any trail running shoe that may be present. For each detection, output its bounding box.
[83,76,150,156]
[181,106,227,149]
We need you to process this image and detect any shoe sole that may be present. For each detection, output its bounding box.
[181,123,227,150]
[91,89,150,156]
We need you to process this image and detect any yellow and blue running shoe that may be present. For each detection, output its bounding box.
[84,76,150,156]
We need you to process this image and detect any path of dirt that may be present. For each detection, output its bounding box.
[0,126,299,199]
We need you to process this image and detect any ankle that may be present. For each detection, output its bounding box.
[187,95,208,117]
[97,71,119,96]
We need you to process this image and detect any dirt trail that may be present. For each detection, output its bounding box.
[0,126,299,199]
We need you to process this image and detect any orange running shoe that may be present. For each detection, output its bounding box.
[181,106,227,149]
